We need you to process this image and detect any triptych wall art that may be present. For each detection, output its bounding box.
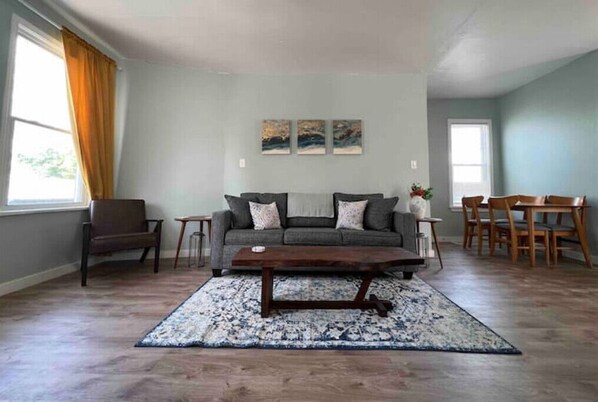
[261,119,362,155]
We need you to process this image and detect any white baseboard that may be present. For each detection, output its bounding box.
[0,248,211,297]
[0,256,105,297]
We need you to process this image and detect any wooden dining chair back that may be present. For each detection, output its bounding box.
[518,194,546,221]
[461,195,488,255]
[545,195,587,264]
[488,195,551,265]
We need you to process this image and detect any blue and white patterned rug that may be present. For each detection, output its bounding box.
[136,274,520,354]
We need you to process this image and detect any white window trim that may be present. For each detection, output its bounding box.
[0,14,89,215]
[447,119,494,212]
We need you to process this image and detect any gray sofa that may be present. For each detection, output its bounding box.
[210,192,418,278]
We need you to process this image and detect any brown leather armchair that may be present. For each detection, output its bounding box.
[81,199,163,286]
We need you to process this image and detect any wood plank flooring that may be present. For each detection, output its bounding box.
[1,244,598,401]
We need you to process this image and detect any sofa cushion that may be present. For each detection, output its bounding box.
[286,217,336,228]
[284,228,342,246]
[225,229,284,245]
[225,194,257,229]
[364,197,399,231]
[242,193,288,227]
[90,232,157,254]
[333,192,384,217]
[340,230,402,247]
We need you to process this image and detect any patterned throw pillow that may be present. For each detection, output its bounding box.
[249,202,282,230]
[335,200,368,230]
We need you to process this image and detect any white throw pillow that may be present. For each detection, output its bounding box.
[249,201,282,230]
[335,200,368,230]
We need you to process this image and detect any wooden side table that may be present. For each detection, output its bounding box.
[174,216,212,269]
[416,217,444,270]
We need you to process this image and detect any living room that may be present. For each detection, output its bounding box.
[0,0,597,400]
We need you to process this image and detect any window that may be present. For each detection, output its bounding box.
[448,119,493,209]
[0,16,86,212]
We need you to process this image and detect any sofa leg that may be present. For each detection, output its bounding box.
[212,269,222,277]
[403,271,413,280]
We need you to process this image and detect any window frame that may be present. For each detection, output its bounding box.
[0,14,88,215]
[447,118,494,211]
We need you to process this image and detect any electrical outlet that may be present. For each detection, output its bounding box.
[410,160,417,169]
[239,158,246,168]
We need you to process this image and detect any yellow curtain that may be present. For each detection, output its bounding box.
[62,27,116,200]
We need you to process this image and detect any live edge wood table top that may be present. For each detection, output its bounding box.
[232,246,424,318]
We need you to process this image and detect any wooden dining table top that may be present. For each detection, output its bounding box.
[479,202,590,210]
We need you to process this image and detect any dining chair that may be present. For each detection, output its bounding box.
[544,195,587,264]
[488,195,551,265]
[461,195,489,255]
[518,195,546,222]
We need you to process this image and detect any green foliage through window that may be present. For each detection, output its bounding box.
[18,148,77,179]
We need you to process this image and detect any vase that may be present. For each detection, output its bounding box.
[409,196,426,219]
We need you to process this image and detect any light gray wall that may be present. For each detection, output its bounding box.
[0,0,127,285]
[500,50,598,253]
[426,98,503,237]
[223,73,430,207]
[118,67,431,250]
[116,60,227,250]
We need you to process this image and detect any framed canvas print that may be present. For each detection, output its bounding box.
[261,120,291,154]
[333,120,362,154]
[297,120,325,155]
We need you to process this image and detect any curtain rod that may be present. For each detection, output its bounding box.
[17,0,122,71]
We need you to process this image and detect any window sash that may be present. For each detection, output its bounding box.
[0,15,87,212]
[448,120,493,209]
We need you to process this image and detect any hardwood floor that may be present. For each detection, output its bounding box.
[1,244,598,401]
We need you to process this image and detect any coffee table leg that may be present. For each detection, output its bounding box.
[261,267,274,318]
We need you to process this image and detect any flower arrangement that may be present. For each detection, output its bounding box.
[410,183,433,200]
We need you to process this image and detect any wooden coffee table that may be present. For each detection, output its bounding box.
[231,246,424,318]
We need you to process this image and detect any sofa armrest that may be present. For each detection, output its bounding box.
[393,211,417,254]
[210,210,232,271]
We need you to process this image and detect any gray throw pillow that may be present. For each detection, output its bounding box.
[225,194,257,229]
[241,193,287,227]
[364,197,399,231]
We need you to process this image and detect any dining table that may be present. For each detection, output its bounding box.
[481,202,592,268]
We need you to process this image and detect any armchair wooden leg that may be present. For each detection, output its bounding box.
[140,247,150,263]
[153,246,160,273]
[80,252,88,287]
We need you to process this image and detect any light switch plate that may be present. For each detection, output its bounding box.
[239,158,246,168]
[410,160,417,169]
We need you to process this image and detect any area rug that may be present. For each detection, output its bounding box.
[136,274,520,354]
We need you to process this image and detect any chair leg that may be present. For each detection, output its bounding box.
[511,233,519,263]
[80,252,88,287]
[544,232,550,266]
[140,247,150,263]
[467,228,474,249]
[477,227,484,256]
[463,226,470,249]
[552,234,558,265]
[153,246,160,273]
[489,228,496,256]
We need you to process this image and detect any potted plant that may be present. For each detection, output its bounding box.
[409,183,433,219]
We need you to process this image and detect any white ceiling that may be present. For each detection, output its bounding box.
[43,0,598,98]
